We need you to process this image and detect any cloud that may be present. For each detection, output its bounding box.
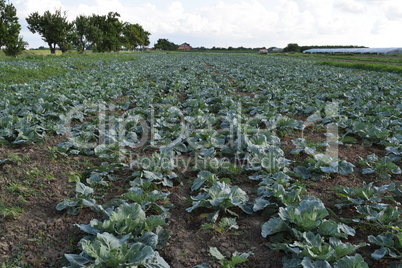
[15,0,65,17]
[386,4,402,20]
[334,0,365,13]
[10,0,402,48]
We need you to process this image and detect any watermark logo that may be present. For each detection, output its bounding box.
[62,101,340,172]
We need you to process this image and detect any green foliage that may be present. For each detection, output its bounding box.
[72,14,92,53]
[316,60,402,74]
[66,203,170,267]
[287,233,366,264]
[209,247,253,268]
[385,134,402,162]
[26,9,73,54]
[201,217,239,234]
[368,233,402,261]
[65,233,168,267]
[191,170,220,191]
[122,22,150,50]
[291,138,316,155]
[293,154,355,181]
[359,154,401,180]
[0,200,24,220]
[130,149,178,187]
[89,12,123,52]
[261,194,366,266]
[73,13,151,52]
[254,172,306,211]
[56,182,96,215]
[348,121,391,145]
[87,203,167,237]
[335,182,402,263]
[277,196,329,232]
[123,186,170,216]
[283,43,301,53]
[334,182,394,209]
[296,253,369,268]
[356,205,401,227]
[236,133,290,173]
[0,0,23,57]
[154,38,178,51]
[187,181,252,222]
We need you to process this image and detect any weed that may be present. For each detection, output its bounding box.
[0,201,24,220]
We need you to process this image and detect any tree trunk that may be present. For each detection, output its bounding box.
[49,43,56,54]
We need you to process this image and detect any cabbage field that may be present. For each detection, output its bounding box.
[0,53,401,267]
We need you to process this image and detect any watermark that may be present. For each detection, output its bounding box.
[62,101,340,172]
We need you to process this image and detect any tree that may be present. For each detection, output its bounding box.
[73,14,91,53]
[26,9,73,54]
[90,12,123,52]
[85,15,103,51]
[283,43,300,53]
[0,0,24,57]
[122,23,150,50]
[3,36,24,56]
[154,38,178,51]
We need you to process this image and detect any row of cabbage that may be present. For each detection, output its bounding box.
[2,53,401,267]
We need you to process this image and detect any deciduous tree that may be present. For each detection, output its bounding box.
[90,12,123,52]
[26,9,73,54]
[0,0,24,57]
[283,43,300,53]
[154,38,178,51]
[122,23,150,51]
[73,14,91,53]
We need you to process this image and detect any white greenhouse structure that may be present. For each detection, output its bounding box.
[303,48,402,55]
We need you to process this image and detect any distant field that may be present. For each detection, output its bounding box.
[281,52,402,65]
[0,49,64,57]
[278,52,402,74]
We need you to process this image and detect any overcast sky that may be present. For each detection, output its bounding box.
[11,0,402,49]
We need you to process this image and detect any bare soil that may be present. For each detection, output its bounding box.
[0,121,401,267]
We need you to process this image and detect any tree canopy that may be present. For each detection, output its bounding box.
[122,23,150,50]
[73,14,92,53]
[283,43,301,53]
[26,9,73,54]
[0,0,24,57]
[154,39,178,51]
[89,12,123,52]
[27,10,151,54]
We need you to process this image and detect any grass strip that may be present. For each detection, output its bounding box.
[0,53,139,84]
[316,60,402,74]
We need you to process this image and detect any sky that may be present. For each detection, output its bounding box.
[10,0,402,49]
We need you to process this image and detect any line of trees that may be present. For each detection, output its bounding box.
[26,9,150,54]
[283,43,367,53]
[1,3,151,56]
[154,38,178,51]
[0,0,24,57]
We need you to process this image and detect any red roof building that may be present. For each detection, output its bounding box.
[178,43,192,51]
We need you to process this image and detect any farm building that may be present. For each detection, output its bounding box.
[178,43,192,51]
[303,47,402,55]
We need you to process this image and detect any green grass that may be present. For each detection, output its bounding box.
[0,65,69,84]
[0,200,24,220]
[0,49,64,57]
[315,60,402,74]
[0,52,139,84]
[280,52,402,64]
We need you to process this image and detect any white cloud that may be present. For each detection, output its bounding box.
[386,4,402,21]
[334,0,365,13]
[15,0,65,18]
[10,0,402,48]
